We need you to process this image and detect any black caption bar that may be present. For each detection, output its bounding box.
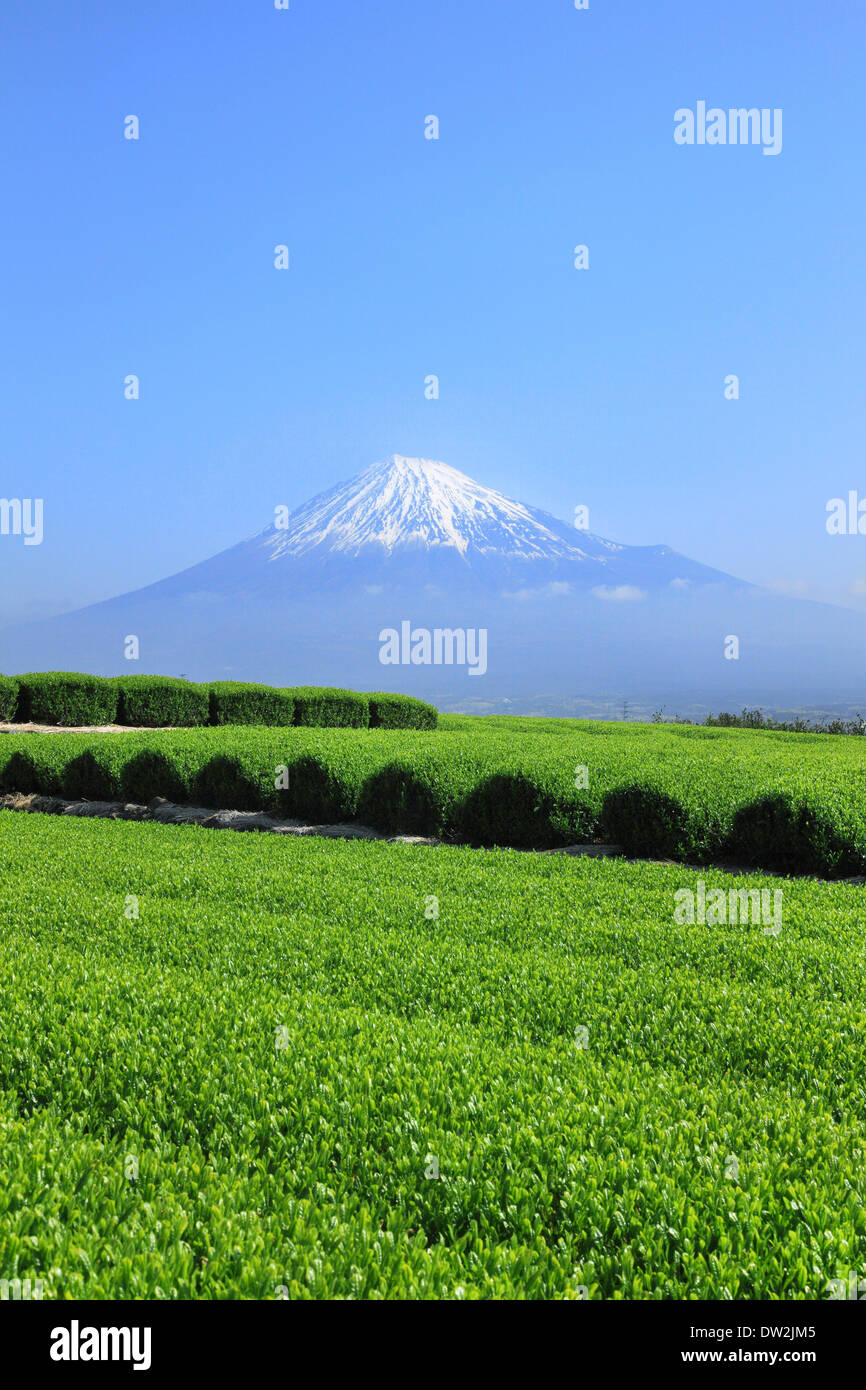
[3,1298,858,1377]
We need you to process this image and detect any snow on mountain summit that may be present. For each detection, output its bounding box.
[260,454,614,563]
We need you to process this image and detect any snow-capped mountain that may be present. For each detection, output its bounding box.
[119,454,740,600]
[262,455,619,561]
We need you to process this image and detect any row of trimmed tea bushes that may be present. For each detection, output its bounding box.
[2,811,865,1297]
[0,727,596,848]
[2,723,866,871]
[0,672,437,730]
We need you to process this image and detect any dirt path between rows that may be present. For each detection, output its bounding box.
[1,722,175,735]
[1,790,437,844]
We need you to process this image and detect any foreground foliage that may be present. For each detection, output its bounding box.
[0,811,863,1299]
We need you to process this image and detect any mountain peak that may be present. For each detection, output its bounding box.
[363,453,467,479]
[261,453,586,561]
[359,454,476,492]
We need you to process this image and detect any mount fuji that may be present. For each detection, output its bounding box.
[3,454,866,714]
[101,454,742,600]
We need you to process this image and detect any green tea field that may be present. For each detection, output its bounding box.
[1,808,864,1299]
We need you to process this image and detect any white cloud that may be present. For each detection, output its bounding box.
[591,585,646,602]
[504,581,574,601]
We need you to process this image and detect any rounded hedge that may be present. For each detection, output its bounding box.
[288,687,370,729]
[367,692,438,730]
[209,682,295,727]
[112,675,209,728]
[15,672,119,727]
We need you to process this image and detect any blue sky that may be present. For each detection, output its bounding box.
[2,0,865,623]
